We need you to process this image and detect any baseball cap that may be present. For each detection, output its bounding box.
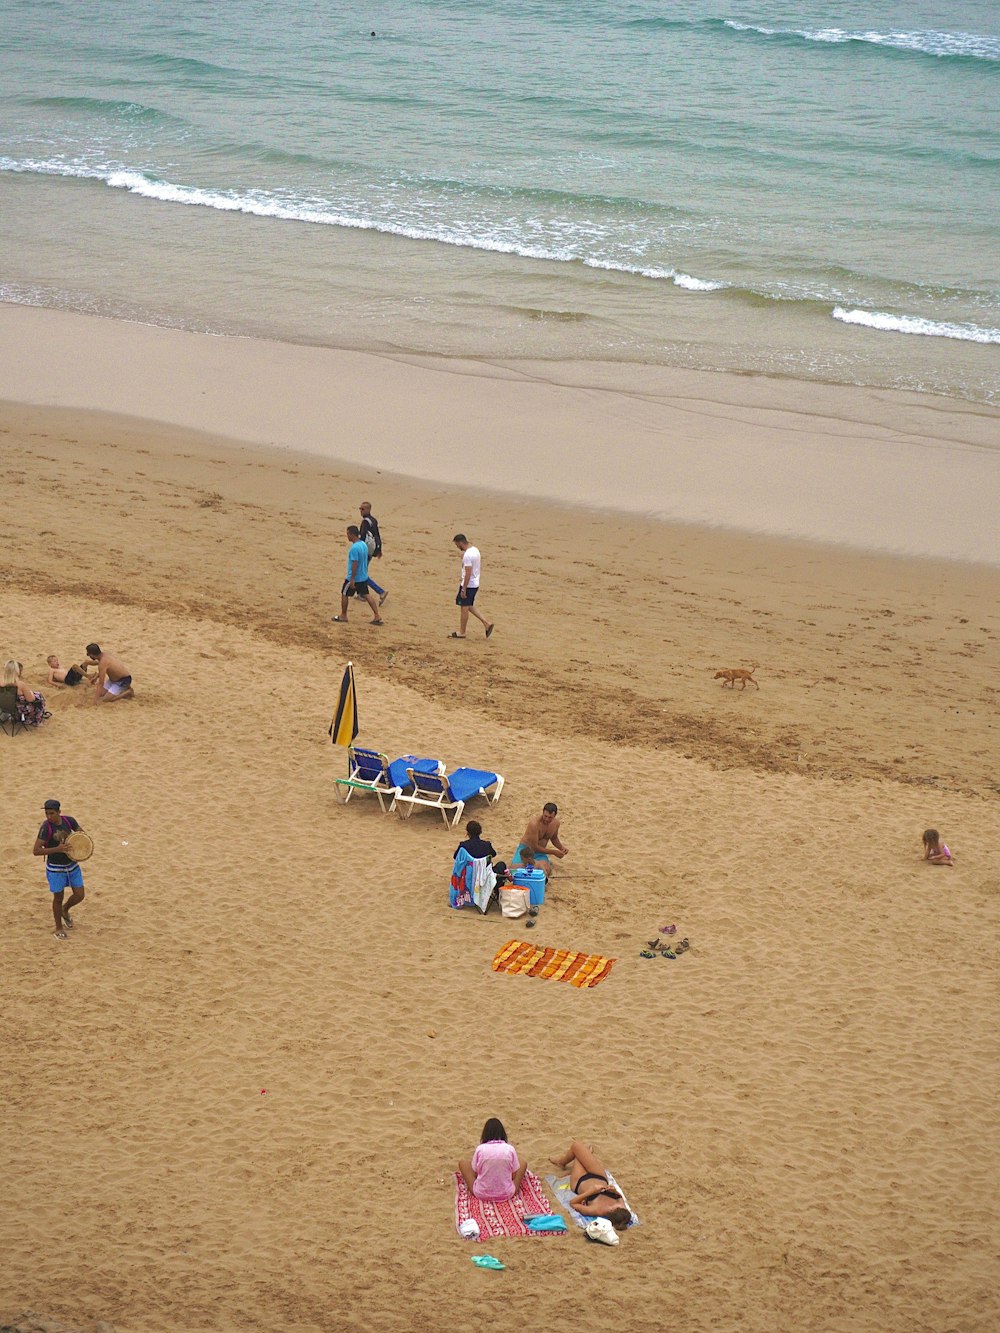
[44,799,61,810]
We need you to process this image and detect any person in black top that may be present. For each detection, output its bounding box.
[32,798,86,940]
[454,819,496,862]
[359,500,388,605]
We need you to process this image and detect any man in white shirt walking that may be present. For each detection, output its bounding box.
[450,534,495,640]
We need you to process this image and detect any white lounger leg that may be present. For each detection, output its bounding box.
[447,800,465,828]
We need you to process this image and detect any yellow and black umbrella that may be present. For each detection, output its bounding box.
[329,661,358,747]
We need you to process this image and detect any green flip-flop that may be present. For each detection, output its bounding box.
[640,950,656,959]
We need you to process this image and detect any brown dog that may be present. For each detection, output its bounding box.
[714,664,759,690]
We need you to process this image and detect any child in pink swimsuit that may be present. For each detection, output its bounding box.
[922,829,954,865]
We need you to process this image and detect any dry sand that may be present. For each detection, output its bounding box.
[1,309,999,1333]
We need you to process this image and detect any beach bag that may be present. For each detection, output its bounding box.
[499,886,529,919]
[364,532,377,557]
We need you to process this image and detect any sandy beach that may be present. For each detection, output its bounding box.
[2,304,999,1333]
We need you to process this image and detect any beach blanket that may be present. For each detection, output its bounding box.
[491,940,617,988]
[454,1170,564,1239]
[545,1172,641,1229]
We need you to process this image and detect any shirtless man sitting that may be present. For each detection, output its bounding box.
[85,643,135,702]
[511,802,568,880]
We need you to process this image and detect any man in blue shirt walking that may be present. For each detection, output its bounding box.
[332,525,385,625]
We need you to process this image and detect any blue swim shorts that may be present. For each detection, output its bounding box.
[46,863,84,893]
[514,843,550,865]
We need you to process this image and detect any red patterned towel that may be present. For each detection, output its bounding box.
[491,939,617,988]
[454,1170,563,1238]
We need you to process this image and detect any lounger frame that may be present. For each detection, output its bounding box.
[395,767,504,828]
[334,746,400,813]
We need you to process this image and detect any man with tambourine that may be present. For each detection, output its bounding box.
[32,799,93,941]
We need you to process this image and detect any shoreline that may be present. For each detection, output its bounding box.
[2,301,998,566]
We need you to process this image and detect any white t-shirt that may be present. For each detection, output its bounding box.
[461,545,481,588]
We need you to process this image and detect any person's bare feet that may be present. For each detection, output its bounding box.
[62,910,74,928]
[549,1155,570,1169]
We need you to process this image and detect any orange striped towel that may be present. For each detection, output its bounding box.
[491,940,617,989]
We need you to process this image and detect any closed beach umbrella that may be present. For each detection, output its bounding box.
[329,661,358,746]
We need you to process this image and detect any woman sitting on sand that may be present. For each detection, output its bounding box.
[3,661,47,727]
[459,1118,527,1201]
[549,1140,632,1229]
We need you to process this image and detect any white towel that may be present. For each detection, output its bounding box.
[471,857,496,913]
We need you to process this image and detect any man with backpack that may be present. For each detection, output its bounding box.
[359,500,388,606]
[32,798,87,940]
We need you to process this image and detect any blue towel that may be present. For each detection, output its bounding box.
[523,1214,567,1233]
[388,755,441,790]
[448,766,499,803]
[450,846,474,909]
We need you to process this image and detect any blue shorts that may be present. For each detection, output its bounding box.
[514,843,550,866]
[46,863,84,893]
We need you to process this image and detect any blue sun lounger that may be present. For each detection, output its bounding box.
[395,765,505,828]
[334,746,400,813]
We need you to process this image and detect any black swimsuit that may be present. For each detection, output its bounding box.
[577,1171,607,1189]
[577,1171,620,1202]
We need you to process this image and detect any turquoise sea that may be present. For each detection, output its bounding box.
[1,0,998,401]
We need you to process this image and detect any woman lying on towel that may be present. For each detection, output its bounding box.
[549,1140,632,1229]
[459,1118,527,1201]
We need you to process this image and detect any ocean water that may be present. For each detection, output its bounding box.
[1,0,998,402]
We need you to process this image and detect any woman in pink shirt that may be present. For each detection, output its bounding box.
[459,1118,527,1201]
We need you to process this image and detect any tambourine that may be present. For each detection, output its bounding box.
[63,830,94,862]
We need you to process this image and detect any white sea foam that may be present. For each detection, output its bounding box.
[671,271,727,292]
[0,156,729,292]
[832,307,1000,344]
[580,256,725,288]
[724,21,1000,61]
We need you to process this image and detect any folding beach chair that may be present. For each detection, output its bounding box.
[396,765,504,828]
[334,745,400,813]
[0,685,26,737]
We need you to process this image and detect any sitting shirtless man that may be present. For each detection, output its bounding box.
[511,802,568,880]
[85,643,134,702]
